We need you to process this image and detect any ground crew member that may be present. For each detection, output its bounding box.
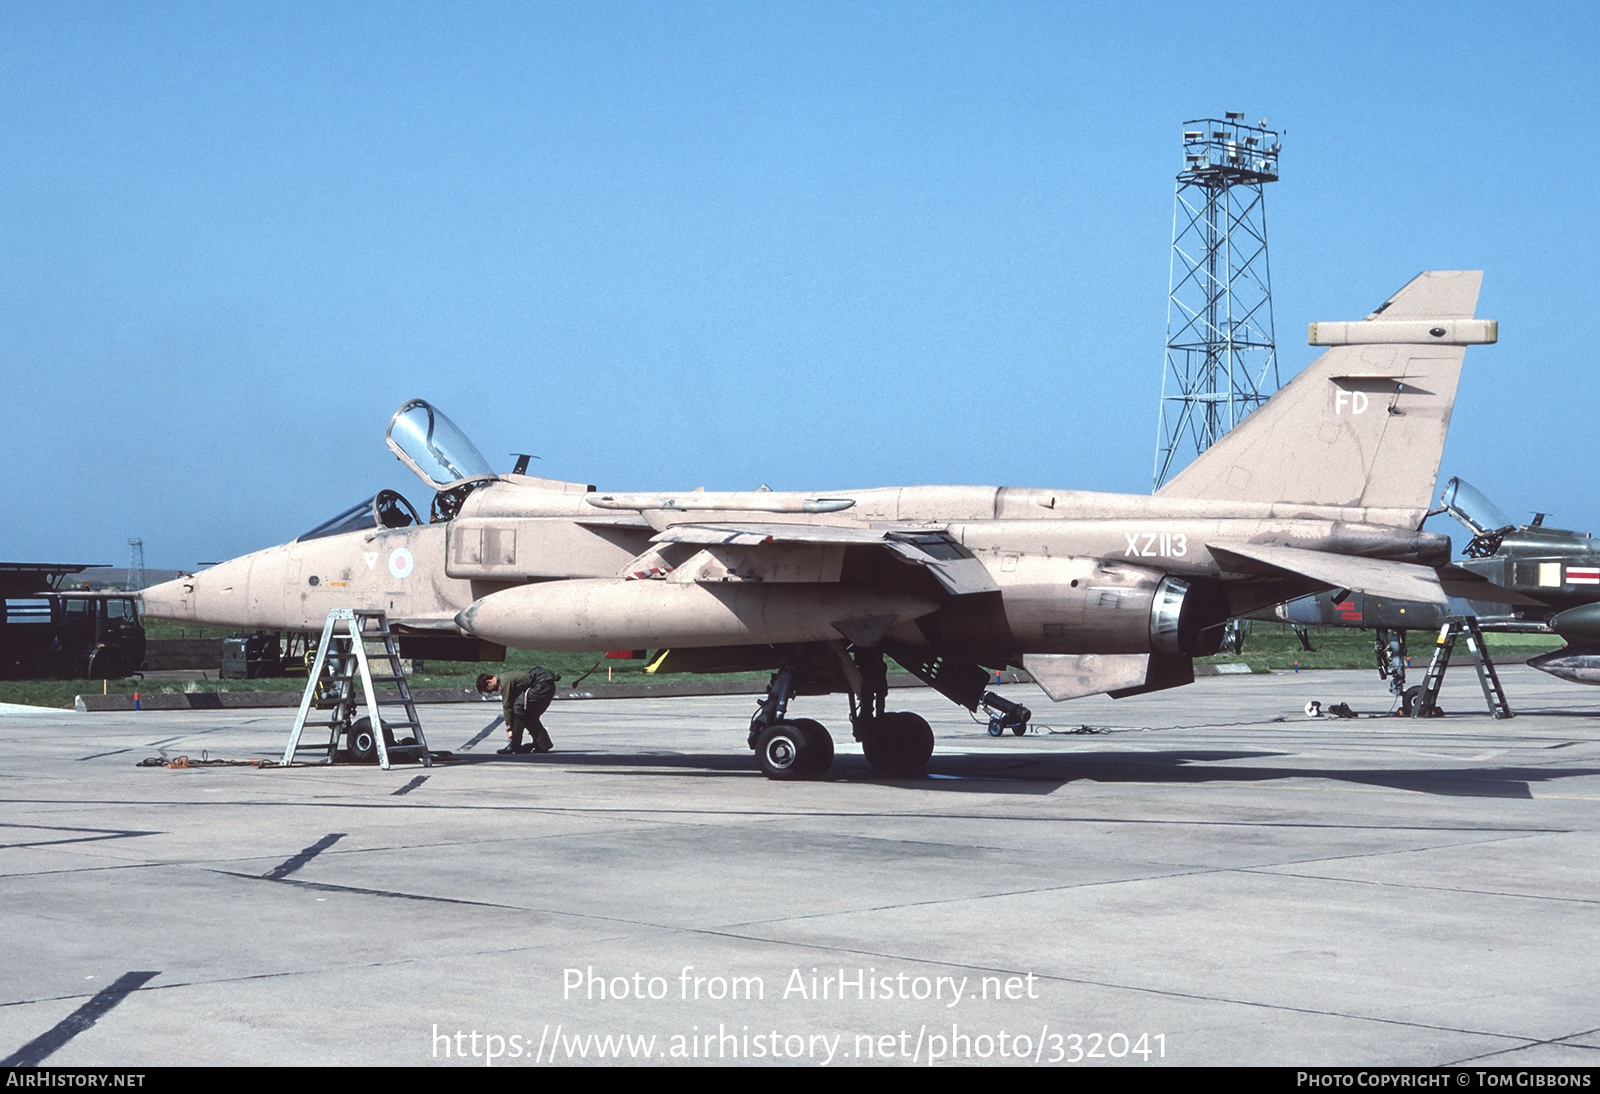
[476,667,559,754]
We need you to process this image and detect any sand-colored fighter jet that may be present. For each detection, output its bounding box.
[144,271,1500,779]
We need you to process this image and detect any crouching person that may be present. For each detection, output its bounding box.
[477,667,560,754]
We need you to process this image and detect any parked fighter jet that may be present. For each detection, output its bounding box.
[144,271,1499,779]
[1253,476,1600,698]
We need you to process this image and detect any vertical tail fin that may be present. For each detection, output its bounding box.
[1156,271,1492,523]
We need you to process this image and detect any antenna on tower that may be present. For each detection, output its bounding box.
[126,538,145,592]
[1153,114,1282,489]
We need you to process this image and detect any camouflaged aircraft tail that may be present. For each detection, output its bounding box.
[1157,271,1492,524]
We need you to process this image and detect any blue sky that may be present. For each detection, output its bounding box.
[3,2,1596,567]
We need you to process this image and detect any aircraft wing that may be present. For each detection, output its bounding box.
[1209,541,1545,607]
[1208,541,1454,604]
[652,522,887,546]
[572,515,654,530]
[647,523,999,594]
[1435,564,1546,606]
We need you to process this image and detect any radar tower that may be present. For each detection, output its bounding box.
[126,538,145,592]
[1153,113,1281,489]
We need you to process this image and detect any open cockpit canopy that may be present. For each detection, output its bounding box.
[1440,476,1514,536]
[386,399,498,492]
[298,489,421,542]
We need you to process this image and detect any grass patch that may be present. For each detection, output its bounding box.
[1199,623,1564,673]
[0,648,776,710]
[4,624,1564,710]
[138,619,235,641]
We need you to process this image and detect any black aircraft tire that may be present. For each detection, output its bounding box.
[1403,686,1424,718]
[863,712,934,773]
[892,711,935,769]
[864,726,902,767]
[859,717,902,771]
[347,717,379,764]
[756,721,813,781]
[788,718,833,778]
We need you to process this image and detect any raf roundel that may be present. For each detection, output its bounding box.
[388,547,415,580]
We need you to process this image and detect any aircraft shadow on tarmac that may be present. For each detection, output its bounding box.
[443,749,1600,799]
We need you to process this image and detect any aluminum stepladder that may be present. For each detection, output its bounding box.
[280,608,431,769]
[1411,617,1513,720]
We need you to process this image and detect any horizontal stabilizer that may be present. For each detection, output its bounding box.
[1208,541,1451,604]
[1436,564,1545,607]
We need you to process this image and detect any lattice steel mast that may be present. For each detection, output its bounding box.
[126,538,145,592]
[1153,113,1281,489]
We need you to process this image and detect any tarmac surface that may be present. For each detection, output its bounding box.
[1,665,1597,1067]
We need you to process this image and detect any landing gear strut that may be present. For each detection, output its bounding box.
[846,647,936,774]
[1375,628,1408,698]
[744,643,1035,779]
[749,651,836,780]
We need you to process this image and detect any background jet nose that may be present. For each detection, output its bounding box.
[140,576,195,621]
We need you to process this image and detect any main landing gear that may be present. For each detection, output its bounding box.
[746,653,838,780]
[857,710,935,773]
[746,645,1026,780]
[748,648,931,780]
[751,718,835,781]
[1375,627,1409,700]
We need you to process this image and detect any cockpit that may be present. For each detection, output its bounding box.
[386,399,500,522]
[296,401,501,541]
[1440,477,1515,558]
[297,490,423,542]
[1441,477,1512,537]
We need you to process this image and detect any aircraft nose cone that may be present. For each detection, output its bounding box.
[141,576,195,621]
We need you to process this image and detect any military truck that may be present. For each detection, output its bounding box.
[0,564,146,679]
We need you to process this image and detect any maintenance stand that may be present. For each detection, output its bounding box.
[1407,617,1513,719]
[281,608,430,768]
